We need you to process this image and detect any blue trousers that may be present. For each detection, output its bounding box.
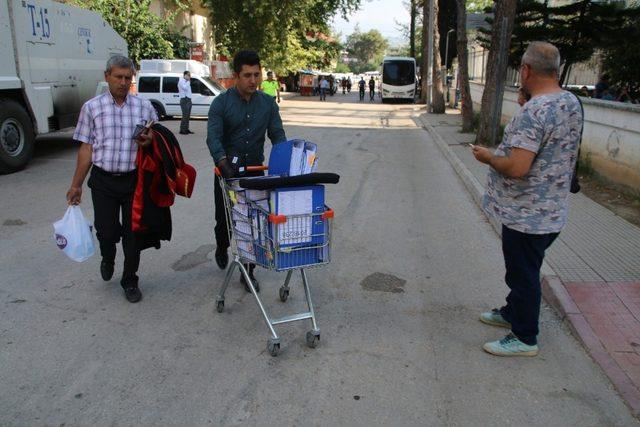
[499,225,559,345]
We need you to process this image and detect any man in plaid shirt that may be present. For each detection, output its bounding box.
[66,55,157,303]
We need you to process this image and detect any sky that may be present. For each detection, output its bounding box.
[331,0,410,45]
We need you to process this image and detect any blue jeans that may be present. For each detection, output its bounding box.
[320,88,326,100]
[499,225,559,345]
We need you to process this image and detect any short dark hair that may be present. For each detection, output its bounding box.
[183,71,190,76]
[233,50,261,74]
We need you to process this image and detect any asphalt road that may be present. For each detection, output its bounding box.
[0,91,636,426]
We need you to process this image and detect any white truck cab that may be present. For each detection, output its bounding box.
[0,0,127,173]
[136,59,226,119]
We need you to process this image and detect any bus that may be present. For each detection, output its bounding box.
[380,57,417,103]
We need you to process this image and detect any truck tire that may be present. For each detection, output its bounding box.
[0,99,35,174]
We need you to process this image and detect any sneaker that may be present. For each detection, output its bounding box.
[479,309,511,328]
[100,260,114,281]
[123,286,142,303]
[483,333,539,357]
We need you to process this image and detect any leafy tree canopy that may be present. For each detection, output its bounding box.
[345,25,389,65]
[69,0,190,63]
[204,0,360,74]
[477,0,640,85]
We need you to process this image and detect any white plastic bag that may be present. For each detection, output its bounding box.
[53,205,95,262]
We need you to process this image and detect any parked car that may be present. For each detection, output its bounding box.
[136,60,226,119]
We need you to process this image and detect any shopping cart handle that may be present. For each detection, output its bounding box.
[214,165,268,176]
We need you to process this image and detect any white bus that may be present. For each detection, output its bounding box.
[380,57,417,103]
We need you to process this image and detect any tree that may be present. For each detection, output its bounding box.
[477,0,640,86]
[205,0,359,74]
[467,0,493,13]
[431,0,446,113]
[345,28,389,69]
[476,0,517,146]
[410,0,418,58]
[601,16,640,95]
[456,0,473,132]
[69,0,178,63]
[420,0,430,103]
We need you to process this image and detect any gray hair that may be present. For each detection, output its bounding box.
[522,42,561,77]
[105,55,135,74]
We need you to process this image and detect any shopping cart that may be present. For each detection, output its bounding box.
[214,166,334,356]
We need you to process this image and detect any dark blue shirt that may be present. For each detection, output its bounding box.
[206,87,286,165]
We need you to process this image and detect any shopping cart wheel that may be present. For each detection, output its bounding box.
[279,287,289,302]
[216,299,225,313]
[306,330,320,348]
[267,338,280,357]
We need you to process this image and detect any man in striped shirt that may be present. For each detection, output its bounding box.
[66,55,157,303]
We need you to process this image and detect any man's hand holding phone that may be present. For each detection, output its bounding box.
[133,120,154,147]
[470,142,493,165]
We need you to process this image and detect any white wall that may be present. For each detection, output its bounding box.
[469,81,640,194]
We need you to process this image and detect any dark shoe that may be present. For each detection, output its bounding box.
[187,130,194,134]
[100,260,114,281]
[123,286,142,303]
[179,131,189,135]
[240,264,260,293]
[215,247,228,270]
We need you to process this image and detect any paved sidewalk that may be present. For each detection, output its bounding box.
[417,109,640,417]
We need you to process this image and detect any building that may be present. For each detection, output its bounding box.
[149,1,215,61]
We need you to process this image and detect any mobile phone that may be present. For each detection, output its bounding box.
[132,124,145,140]
[132,120,154,140]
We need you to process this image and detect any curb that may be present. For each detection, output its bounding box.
[419,113,640,418]
[541,276,640,417]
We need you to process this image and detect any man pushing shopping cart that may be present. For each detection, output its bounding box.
[206,50,287,291]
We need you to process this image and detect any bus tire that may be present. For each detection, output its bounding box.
[0,99,35,174]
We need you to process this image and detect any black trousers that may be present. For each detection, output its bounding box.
[214,168,264,251]
[499,225,559,345]
[88,167,140,288]
[180,97,192,133]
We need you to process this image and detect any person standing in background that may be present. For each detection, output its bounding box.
[178,71,193,135]
[260,71,281,103]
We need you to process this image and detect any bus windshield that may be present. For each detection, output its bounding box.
[383,61,415,86]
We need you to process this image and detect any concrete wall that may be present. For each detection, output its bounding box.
[469,81,640,194]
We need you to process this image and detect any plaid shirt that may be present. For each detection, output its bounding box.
[73,92,157,172]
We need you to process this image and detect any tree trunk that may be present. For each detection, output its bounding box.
[431,0,446,113]
[455,0,473,132]
[410,0,417,58]
[420,0,430,103]
[476,0,517,146]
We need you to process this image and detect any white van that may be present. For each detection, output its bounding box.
[136,59,226,119]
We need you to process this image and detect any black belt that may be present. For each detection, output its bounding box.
[93,166,136,177]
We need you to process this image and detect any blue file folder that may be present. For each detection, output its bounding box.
[268,139,318,176]
[268,185,326,269]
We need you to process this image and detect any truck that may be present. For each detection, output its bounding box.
[0,0,127,173]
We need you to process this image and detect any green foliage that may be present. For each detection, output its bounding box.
[334,62,351,73]
[164,31,191,60]
[601,13,640,92]
[477,0,640,85]
[345,28,389,65]
[204,0,359,74]
[467,0,493,13]
[69,0,178,63]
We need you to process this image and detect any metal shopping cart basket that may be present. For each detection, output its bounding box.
[214,166,334,356]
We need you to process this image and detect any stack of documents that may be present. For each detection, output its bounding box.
[268,139,318,176]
